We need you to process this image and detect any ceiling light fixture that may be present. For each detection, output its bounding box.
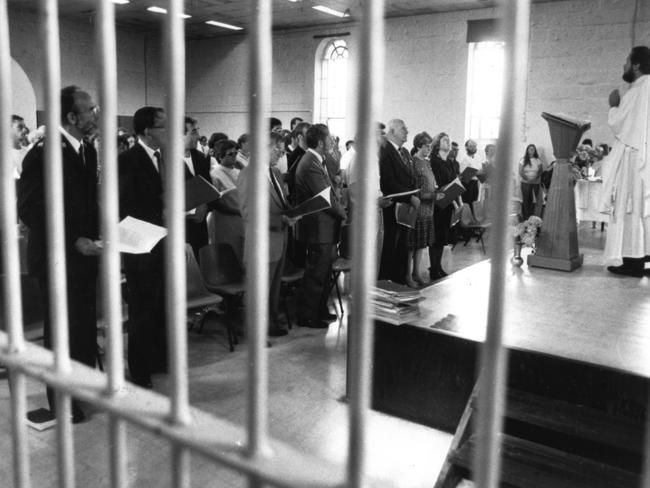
[205,20,243,31]
[146,6,191,19]
[312,5,348,18]
[110,0,130,4]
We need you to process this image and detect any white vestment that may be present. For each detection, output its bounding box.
[599,74,650,263]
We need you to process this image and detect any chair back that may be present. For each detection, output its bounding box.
[199,244,244,287]
[186,244,209,299]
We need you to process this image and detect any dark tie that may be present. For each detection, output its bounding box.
[153,150,164,180]
[79,143,86,166]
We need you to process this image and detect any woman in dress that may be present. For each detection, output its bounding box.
[406,132,436,287]
[208,139,245,267]
[519,144,544,219]
[429,132,456,280]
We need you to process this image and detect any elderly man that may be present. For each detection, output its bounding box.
[599,45,650,277]
[18,86,102,422]
[378,119,420,284]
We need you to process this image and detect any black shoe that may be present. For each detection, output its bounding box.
[131,376,153,389]
[297,318,330,329]
[607,265,644,277]
[438,268,448,278]
[268,327,289,337]
[320,312,338,322]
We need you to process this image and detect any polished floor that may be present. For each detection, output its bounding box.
[0,222,625,487]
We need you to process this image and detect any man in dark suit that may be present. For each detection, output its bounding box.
[118,106,167,388]
[18,85,102,422]
[294,123,347,328]
[378,119,420,284]
[182,116,211,262]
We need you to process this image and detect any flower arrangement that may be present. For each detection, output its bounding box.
[513,216,543,247]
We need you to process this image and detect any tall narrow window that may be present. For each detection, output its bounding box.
[314,38,349,138]
[465,41,505,141]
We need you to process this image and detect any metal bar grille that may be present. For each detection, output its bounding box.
[474,2,531,487]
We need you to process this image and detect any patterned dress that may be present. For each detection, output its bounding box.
[408,155,436,250]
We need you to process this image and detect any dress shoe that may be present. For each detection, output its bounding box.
[320,312,338,322]
[438,268,448,278]
[297,318,330,329]
[607,265,644,277]
[268,327,289,337]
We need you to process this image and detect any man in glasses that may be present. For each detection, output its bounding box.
[18,85,102,423]
[118,106,168,388]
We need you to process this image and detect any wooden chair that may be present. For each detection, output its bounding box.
[199,244,245,352]
[457,202,491,254]
[186,244,223,333]
[329,256,352,317]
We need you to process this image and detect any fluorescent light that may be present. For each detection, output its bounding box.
[312,5,347,17]
[146,6,191,19]
[205,20,243,31]
[111,0,130,4]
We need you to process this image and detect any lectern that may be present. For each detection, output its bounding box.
[527,112,591,271]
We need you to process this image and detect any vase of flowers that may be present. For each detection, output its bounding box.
[512,216,543,267]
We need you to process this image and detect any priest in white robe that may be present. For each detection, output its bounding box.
[599,46,650,277]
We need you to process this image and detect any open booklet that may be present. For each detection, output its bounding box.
[382,189,419,200]
[117,216,168,254]
[435,177,466,209]
[459,166,478,184]
[283,186,331,219]
[395,202,417,228]
[185,175,231,212]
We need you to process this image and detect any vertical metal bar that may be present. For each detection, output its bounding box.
[474,1,530,487]
[347,1,384,487]
[165,0,191,487]
[96,1,127,487]
[246,1,272,485]
[41,0,75,486]
[0,1,31,486]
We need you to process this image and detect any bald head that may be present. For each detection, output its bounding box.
[386,119,408,147]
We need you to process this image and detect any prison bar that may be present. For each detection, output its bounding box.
[473,1,532,487]
[347,0,384,486]
[96,1,127,487]
[246,3,272,488]
[0,0,31,486]
[40,0,76,486]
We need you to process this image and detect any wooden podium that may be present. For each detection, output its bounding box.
[527,112,590,271]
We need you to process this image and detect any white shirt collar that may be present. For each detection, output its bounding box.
[307,147,323,163]
[138,139,159,165]
[59,127,82,153]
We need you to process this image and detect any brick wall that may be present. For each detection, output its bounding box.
[186,0,649,162]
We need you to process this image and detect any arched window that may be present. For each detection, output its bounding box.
[314,38,349,139]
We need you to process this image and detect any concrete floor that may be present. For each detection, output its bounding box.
[0,222,615,487]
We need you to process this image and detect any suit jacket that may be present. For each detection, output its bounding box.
[294,150,345,244]
[286,145,306,204]
[378,138,416,202]
[119,143,164,227]
[18,134,99,278]
[237,165,289,262]
[185,148,211,251]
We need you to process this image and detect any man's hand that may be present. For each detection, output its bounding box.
[609,89,620,108]
[410,195,421,210]
[187,204,208,223]
[378,196,392,208]
[75,237,102,256]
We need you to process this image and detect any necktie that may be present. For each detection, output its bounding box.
[79,143,86,166]
[153,150,164,180]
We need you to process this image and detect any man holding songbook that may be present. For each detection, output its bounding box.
[294,124,347,329]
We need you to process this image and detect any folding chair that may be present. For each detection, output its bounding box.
[199,244,245,352]
[186,244,223,332]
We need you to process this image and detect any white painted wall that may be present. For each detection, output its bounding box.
[186,0,649,162]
